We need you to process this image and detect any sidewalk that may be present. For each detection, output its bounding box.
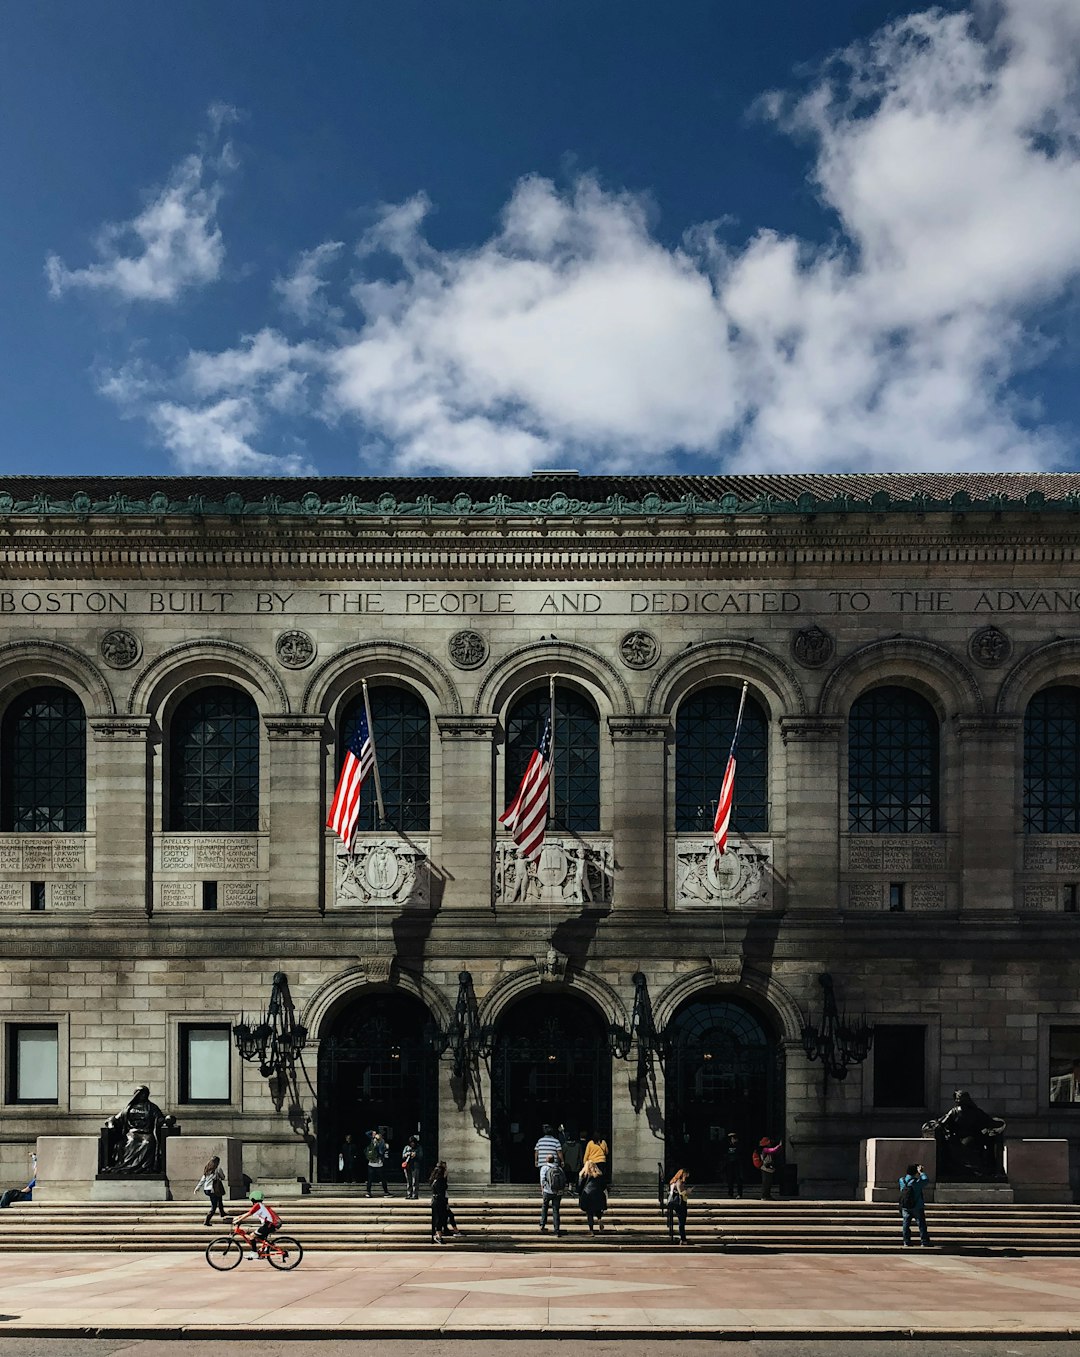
[2,1250,1080,1337]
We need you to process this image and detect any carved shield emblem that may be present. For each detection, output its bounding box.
[536,843,569,888]
[363,845,401,895]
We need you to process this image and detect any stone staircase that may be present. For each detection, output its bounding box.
[4,1197,1080,1254]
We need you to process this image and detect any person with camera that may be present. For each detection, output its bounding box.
[898,1162,932,1248]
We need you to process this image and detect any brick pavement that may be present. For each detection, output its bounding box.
[1,1250,1080,1336]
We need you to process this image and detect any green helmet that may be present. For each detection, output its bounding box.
[249,1189,264,1202]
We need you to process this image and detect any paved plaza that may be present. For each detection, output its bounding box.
[1,1250,1080,1337]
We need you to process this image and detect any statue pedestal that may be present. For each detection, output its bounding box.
[936,1182,1014,1204]
[859,1138,936,1202]
[166,1136,244,1200]
[91,1175,169,1201]
[1004,1139,1071,1203]
[34,1135,100,1201]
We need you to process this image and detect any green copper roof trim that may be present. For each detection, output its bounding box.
[0,487,1078,519]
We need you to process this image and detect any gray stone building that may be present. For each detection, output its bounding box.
[2,470,1080,1197]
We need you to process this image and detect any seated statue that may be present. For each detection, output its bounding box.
[922,1088,1005,1180]
[99,1086,177,1175]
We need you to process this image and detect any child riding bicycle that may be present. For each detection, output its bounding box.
[232,1189,282,1256]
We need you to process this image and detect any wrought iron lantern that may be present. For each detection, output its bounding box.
[233,971,308,1081]
[801,972,873,1090]
[425,971,494,1079]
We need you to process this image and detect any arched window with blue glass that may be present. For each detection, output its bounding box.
[168,685,260,832]
[1,686,86,832]
[1024,685,1080,834]
[505,686,600,831]
[848,685,939,833]
[675,686,769,834]
[338,685,430,831]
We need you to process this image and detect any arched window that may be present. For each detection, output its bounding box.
[339,686,430,831]
[0,686,86,832]
[848,685,939,833]
[675,687,768,834]
[1024,685,1080,834]
[168,686,260,832]
[505,687,599,832]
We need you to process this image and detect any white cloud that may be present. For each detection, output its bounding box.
[45,111,236,304]
[91,1,1080,474]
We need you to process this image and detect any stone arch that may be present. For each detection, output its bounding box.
[301,964,455,1042]
[0,639,116,716]
[302,640,461,719]
[997,638,1080,716]
[478,965,630,1035]
[819,637,984,719]
[127,639,289,716]
[645,639,806,719]
[652,966,805,1043]
[474,640,632,718]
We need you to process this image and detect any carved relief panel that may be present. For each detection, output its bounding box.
[493,837,614,908]
[333,839,431,908]
[674,838,772,908]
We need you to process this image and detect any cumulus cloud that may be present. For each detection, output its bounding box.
[46,109,237,304]
[98,1,1080,473]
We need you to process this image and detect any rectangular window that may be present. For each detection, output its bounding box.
[7,1024,58,1103]
[29,881,45,912]
[1049,1027,1080,1104]
[889,882,905,912]
[872,1024,926,1108]
[202,881,218,912]
[1064,884,1078,914]
[180,1024,231,1103]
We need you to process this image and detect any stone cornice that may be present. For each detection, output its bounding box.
[88,715,153,742]
[607,715,672,741]
[953,715,1022,742]
[779,717,844,744]
[435,715,499,741]
[263,715,327,741]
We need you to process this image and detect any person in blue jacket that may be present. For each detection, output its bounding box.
[899,1162,932,1248]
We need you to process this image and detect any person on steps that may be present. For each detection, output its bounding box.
[666,1168,690,1245]
[195,1154,229,1226]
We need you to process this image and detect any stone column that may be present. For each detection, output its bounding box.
[89,716,152,915]
[779,717,843,912]
[435,716,498,909]
[955,716,1019,911]
[607,716,670,911]
[436,1056,493,1186]
[265,715,326,913]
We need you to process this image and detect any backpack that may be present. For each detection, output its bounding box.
[752,1149,763,1170]
[546,1165,567,1195]
[899,1180,917,1212]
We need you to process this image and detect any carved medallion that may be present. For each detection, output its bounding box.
[968,625,1011,668]
[275,630,316,669]
[448,629,488,669]
[99,629,142,670]
[619,629,660,669]
[791,625,835,668]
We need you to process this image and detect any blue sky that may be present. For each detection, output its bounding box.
[4,0,1080,480]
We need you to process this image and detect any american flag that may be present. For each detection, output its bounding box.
[327,710,376,850]
[712,694,746,856]
[499,717,552,862]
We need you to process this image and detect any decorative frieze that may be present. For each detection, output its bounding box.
[334,840,431,908]
[675,838,771,908]
[493,837,614,908]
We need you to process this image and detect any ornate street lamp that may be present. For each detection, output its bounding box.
[801,972,873,1091]
[425,971,494,1080]
[233,971,308,1082]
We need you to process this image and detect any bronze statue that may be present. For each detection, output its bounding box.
[100,1086,176,1175]
[923,1088,1005,1179]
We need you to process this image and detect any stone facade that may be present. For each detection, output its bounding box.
[2,471,1080,1196]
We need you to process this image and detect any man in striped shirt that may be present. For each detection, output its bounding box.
[533,1125,563,1182]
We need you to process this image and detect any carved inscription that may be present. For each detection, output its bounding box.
[223,882,259,910]
[161,839,193,870]
[848,841,882,871]
[0,843,21,871]
[194,841,226,871]
[50,882,85,909]
[911,884,946,910]
[160,883,195,910]
[224,840,258,870]
[1023,885,1059,911]
[0,883,23,909]
[21,841,54,871]
[847,883,882,910]
[52,840,86,870]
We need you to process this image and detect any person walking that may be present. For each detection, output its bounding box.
[756,1136,782,1199]
[723,1132,744,1199]
[402,1135,422,1199]
[429,1161,462,1245]
[899,1162,932,1248]
[539,1152,567,1237]
[195,1154,229,1226]
[339,1133,358,1184]
[534,1123,563,1176]
[365,1129,390,1197]
[666,1168,690,1245]
[578,1160,607,1235]
[563,1130,587,1183]
[583,1132,610,1188]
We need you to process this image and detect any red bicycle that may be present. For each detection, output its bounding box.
[205,1222,303,1270]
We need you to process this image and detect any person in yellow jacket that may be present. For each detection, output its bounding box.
[582,1133,609,1188]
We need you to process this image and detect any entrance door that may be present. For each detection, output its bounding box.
[491,993,611,1183]
[316,991,438,1182]
[664,998,782,1182]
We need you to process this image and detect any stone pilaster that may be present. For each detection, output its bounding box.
[779,717,843,911]
[435,716,498,909]
[89,716,152,915]
[264,715,326,913]
[955,716,1020,910]
[607,716,670,911]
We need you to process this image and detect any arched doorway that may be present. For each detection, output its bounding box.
[490,992,611,1183]
[316,991,438,1182]
[664,997,783,1183]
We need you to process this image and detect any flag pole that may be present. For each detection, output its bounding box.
[733,679,748,740]
[361,679,387,827]
[547,673,556,822]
